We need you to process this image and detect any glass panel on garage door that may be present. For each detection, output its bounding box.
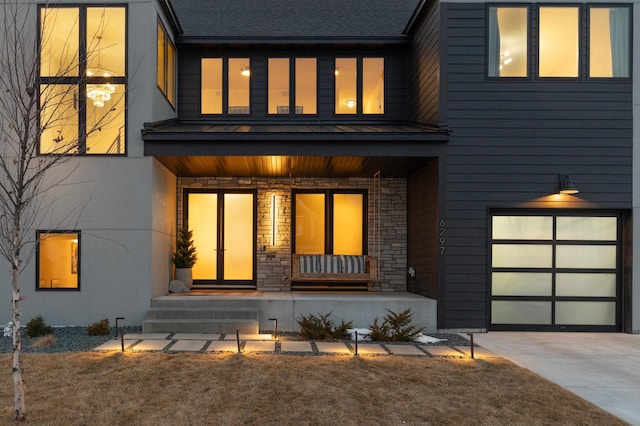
[490,212,621,331]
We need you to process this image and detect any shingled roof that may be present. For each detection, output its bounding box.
[169,0,420,40]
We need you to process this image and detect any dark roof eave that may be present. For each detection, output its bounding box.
[142,131,448,142]
[158,0,183,35]
[178,35,412,45]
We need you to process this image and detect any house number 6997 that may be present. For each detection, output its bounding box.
[439,220,446,255]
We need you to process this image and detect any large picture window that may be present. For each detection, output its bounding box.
[293,190,366,255]
[37,231,80,290]
[39,6,126,155]
[487,5,631,79]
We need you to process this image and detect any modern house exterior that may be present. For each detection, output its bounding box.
[1,0,638,333]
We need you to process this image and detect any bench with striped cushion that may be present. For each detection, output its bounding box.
[291,253,378,286]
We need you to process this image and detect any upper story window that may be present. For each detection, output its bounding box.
[157,20,176,106]
[335,58,384,114]
[539,7,579,77]
[590,7,630,78]
[488,7,528,77]
[39,6,126,155]
[201,58,250,114]
[268,58,317,115]
[488,4,630,79]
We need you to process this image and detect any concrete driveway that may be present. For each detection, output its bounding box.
[473,332,640,425]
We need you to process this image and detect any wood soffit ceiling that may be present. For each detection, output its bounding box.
[155,155,432,178]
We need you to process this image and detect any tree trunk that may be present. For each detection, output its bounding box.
[11,266,26,421]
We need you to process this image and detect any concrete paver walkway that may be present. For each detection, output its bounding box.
[94,333,483,358]
[473,332,640,426]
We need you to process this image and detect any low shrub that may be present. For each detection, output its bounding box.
[87,319,111,336]
[26,315,54,338]
[367,308,424,342]
[297,312,353,341]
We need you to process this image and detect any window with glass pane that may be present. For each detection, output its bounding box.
[228,58,250,114]
[488,7,528,77]
[295,58,317,114]
[39,6,126,155]
[539,7,579,77]
[268,58,290,114]
[294,190,366,255]
[333,194,363,255]
[589,7,630,78]
[157,20,176,105]
[335,58,357,114]
[37,232,80,290]
[295,193,325,254]
[201,58,222,114]
[363,58,384,114]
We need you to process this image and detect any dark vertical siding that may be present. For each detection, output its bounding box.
[439,3,633,330]
[409,0,440,124]
[178,46,410,121]
[407,159,439,298]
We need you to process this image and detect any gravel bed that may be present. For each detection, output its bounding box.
[0,328,469,354]
[0,326,142,354]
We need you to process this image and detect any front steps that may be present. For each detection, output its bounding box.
[142,298,259,333]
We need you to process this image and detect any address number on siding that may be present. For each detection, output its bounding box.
[439,220,446,255]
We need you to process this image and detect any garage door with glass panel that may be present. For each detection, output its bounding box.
[490,212,620,331]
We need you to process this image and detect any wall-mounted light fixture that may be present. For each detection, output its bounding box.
[559,175,579,195]
[345,99,356,108]
[271,194,277,246]
[241,66,251,77]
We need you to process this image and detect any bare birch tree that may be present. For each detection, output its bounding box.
[0,0,124,420]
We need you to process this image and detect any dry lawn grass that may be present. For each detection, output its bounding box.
[0,353,625,425]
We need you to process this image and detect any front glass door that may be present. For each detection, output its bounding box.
[187,191,255,286]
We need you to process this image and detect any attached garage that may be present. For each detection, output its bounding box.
[489,211,623,331]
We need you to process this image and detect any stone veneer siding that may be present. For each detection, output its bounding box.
[177,177,407,292]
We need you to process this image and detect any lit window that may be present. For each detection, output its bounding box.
[488,7,528,77]
[268,58,290,114]
[202,58,250,115]
[268,58,317,115]
[335,58,384,114]
[294,190,366,255]
[295,58,317,114]
[157,20,176,105]
[39,6,126,155]
[201,58,222,114]
[363,58,384,114]
[335,58,357,114]
[37,231,80,290]
[539,7,579,77]
[229,58,250,114]
[589,7,630,78]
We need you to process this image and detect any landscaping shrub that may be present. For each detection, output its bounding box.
[26,315,54,338]
[87,319,111,336]
[367,308,424,342]
[297,312,353,340]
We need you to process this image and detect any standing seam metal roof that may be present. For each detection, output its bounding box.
[169,0,421,38]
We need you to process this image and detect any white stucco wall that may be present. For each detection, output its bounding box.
[0,0,178,326]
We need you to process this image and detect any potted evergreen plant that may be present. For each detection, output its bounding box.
[173,228,197,289]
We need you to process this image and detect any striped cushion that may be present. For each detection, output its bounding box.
[298,255,317,273]
[341,255,366,273]
[317,255,342,273]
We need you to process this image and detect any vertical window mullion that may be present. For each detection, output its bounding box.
[78,7,87,153]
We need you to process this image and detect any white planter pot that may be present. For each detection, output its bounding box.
[174,268,193,290]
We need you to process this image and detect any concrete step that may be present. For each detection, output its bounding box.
[142,306,260,334]
[144,307,259,321]
[142,318,258,334]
